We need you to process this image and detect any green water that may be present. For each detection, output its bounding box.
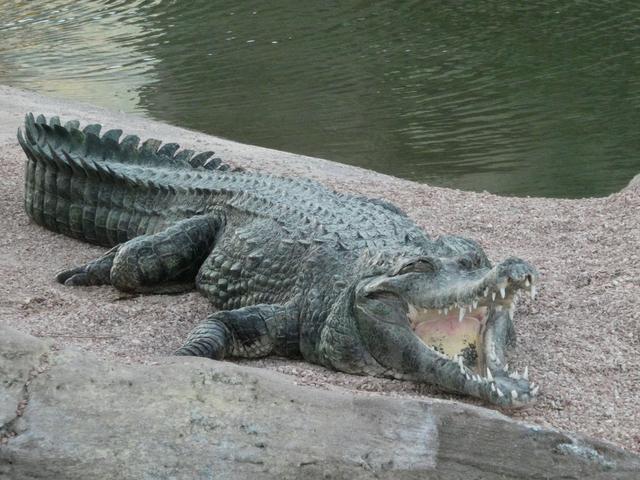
[1,1,639,197]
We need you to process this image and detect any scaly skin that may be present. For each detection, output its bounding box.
[18,113,540,407]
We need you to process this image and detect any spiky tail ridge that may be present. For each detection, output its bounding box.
[17,113,239,247]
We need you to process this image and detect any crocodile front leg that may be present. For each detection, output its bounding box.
[56,214,223,294]
[176,304,300,359]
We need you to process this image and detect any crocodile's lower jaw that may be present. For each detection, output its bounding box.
[408,305,489,374]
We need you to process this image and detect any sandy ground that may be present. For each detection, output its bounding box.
[0,87,638,454]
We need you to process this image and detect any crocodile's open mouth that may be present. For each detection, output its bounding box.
[405,280,539,403]
[356,255,539,405]
[408,304,489,374]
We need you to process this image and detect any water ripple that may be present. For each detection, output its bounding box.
[1,0,639,197]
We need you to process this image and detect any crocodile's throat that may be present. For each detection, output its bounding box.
[408,305,488,373]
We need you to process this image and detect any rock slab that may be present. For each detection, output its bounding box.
[0,325,638,479]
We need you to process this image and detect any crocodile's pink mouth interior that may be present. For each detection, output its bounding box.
[407,306,488,372]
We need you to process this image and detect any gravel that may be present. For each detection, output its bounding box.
[0,86,638,454]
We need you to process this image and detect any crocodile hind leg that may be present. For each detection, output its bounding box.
[57,214,223,294]
[56,245,119,286]
[175,304,299,359]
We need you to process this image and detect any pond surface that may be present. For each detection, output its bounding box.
[1,1,639,197]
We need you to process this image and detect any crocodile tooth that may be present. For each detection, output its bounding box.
[483,288,489,297]
[491,383,496,392]
[457,355,464,371]
[525,278,531,287]
[486,368,494,382]
[500,287,506,299]
[492,292,496,301]
[511,390,518,400]
[523,366,529,380]
[458,307,465,322]
[503,363,509,372]
[496,387,504,397]
[465,373,471,381]
[530,285,537,300]
[509,371,521,380]
[531,385,540,396]
[472,300,478,309]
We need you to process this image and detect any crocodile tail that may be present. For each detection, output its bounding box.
[20,113,243,173]
[18,113,220,247]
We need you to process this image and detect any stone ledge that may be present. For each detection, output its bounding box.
[0,325,638,480]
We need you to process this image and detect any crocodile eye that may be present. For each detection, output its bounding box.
[397,258,438,275]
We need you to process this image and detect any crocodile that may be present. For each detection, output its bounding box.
[17,113,540,407]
